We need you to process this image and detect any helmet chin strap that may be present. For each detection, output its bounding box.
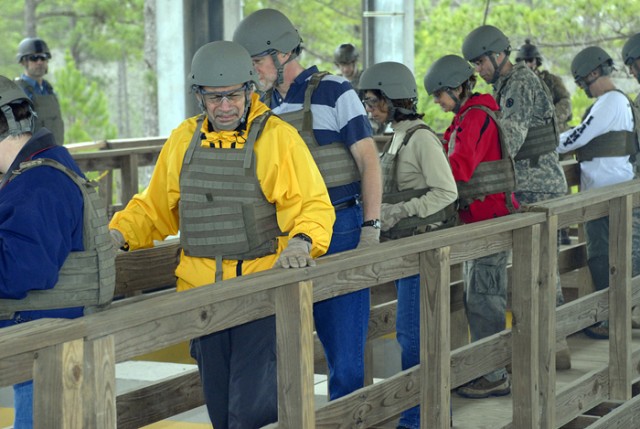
[488,53,508,84]
[0,104,35,141]
[445,89,462,113]
[270,48,300,87]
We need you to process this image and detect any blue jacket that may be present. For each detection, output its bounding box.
[0,129,84,327]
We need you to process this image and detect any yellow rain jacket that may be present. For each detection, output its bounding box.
[110,94,334,291]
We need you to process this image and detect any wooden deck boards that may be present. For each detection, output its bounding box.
[370,329,640,429]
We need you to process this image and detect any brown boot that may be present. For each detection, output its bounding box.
[556,338,571,370]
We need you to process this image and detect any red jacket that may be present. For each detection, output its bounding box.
[443,93,519,224]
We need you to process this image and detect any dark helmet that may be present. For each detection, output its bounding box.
[233,8,301,57]
[462,25,510,62]
[424,55,474,95]
[188,41,255,88]
[16,37,51,63]
[571,46,613,80]
[515,39,542,64]
[334,44,359,64]
[622,33,640,66]
[359,61,417,100]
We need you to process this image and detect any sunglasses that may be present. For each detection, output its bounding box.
[28,54,49,62]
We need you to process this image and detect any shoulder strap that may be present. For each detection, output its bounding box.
[301,71,331,131]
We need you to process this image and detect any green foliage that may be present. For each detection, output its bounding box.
[55,51,117,143]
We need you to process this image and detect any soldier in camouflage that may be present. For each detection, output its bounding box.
[622,33,640,329]
[516,39,573,133]
[462,25,572,376]
[623,32,640,109]
[516,39,574,243]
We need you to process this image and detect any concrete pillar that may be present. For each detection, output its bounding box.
[156,0,242,135]
[362,0,414,73]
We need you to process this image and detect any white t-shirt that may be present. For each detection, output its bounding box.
[558,90,635,191]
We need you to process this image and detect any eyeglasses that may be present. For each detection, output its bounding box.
[28,54,49,62]
[200,86,246,105]
[362,97,380,109]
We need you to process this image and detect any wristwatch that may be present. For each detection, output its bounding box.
[293,233,313,244]
[361,219,381,229]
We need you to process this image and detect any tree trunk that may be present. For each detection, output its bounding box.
[143,0,159,137]
[24,0,40,36]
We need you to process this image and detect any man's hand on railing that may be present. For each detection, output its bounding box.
[275,237,315,268]
[357,225,380,248]
[110,229,127,251]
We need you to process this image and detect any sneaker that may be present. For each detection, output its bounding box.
[556,338,572,370]
[456,376,511,399]
[560,228,571,245]
[583,322,609,339]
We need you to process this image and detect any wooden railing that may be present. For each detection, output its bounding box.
[2,179,640,428]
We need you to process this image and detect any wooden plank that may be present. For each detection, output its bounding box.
[421,247,451,429]
[276,281,315,429]
[538,215,557,429]
[117,369,203,429]
[84,336,116,429]
[120,153,139,205]
[33,339,84,429]
[114,240,180,297]
[555,368,610,427]
[511,224,540,429]
[608,195,633,400]
[0,318,85,360]
[587,395,640,428]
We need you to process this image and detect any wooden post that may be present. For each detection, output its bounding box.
[608,195,632,400]
[120,153,139,204]
[33,339,84,428]
[276,281,315,428]
[539,214,558,429]
[511,224,540,429]
[420,247,451,429]
[84,336,116,429]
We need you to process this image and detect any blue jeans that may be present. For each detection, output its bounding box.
[190,316,277,429]
[395,274,420,429]
[13,380,33,429]
[314,203,369,399]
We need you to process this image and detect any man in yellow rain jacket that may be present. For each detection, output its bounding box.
[109,41,334,429]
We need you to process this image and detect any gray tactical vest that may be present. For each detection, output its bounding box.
[0,159,115,320]
[576,90,640,163]
[449,105,517,213]
[266,72,361,190]
[179,112,283,282]
[380,124,458,240]
[15,79,65,145]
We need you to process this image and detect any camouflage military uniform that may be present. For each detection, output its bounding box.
[494,61,567,195]
[538,69,572,132]
[494,61,568,305]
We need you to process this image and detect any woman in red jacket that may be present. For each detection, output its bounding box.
[425,55,518,399]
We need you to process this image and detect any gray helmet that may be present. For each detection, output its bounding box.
[571,46,613,80]
[515,39,542,63]
[188,41,255,88]
[359,61,417,100]
[462,25,510,61]
[233,8,301,57]
[334,43,359,64]
[0,76,35,139]
[424,55,474,95]
[16,37,51,63]
[622,33,640,65]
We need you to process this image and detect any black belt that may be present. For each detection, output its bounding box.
[333,198,358,211]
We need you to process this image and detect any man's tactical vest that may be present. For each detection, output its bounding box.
[179,112,283,282]
[496,73,558,166]
[449,105,517,213]
[15,79,65,145]
[575,90,640,163]
[380,124,458,240]
[264,72,361,190]
[0,159,116,320]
